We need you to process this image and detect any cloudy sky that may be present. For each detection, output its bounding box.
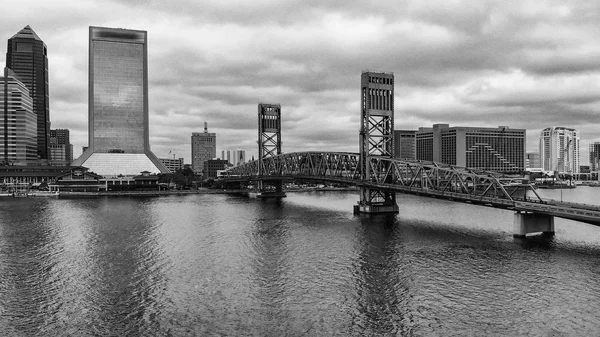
[2,0,600,164]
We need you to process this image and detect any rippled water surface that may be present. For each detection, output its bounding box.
[1,188,600,336]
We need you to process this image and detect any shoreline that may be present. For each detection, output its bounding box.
[53,187,359,198]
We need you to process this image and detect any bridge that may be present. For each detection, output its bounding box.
[221,71,600,237]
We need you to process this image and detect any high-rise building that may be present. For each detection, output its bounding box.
[49,129,73,166]
[191,122,216,174]
[393,130,416,160]
[539,127,580,174]
[1,68,37,164]
[221,148,246,166]
[416,124,525,173]
[72,26,168,176]
[589,142,600,172]
[6,25,50,162]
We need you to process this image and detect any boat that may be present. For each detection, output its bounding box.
[28,190,60,197]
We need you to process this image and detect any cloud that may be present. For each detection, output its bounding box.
[2,0,599,166]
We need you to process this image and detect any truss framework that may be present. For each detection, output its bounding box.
[258,103,282,192]
[222,152,540,204]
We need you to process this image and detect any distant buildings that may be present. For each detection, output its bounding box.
[221,148,246,166]
[539,127,580,174]
[1,68,37,164]
[49,129,73,166]
[6,26,50,162]
[589,142,600,172]
[72,26,168,176]
[526,152,541,170]
[393,130,416,160]
[160,157,184,173]
[415,124,525,173]
[191,122,216,174]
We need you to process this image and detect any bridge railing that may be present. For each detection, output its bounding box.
[222,151,538,203]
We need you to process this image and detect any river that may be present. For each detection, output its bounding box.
[0,187,599,336]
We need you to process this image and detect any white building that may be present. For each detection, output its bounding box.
[221,148,246,166]
[539,126,580,174]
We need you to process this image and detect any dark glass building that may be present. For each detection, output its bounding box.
[6,26,50,161]
[72,26,167,176]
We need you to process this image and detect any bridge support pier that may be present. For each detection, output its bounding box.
[353,187,399,214]
[513,211,555,237]
[257,181,286,199]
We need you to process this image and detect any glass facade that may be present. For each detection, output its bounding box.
[72,26,167,176]
[1,74,37,164]
[91,33,145,152]
[6,26,50,160]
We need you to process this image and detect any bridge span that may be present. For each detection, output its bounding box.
[221,151,600,236]
[221,71,600,237]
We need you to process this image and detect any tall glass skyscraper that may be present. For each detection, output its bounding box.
[6,25,50,161]
[72,26,167,176]
[1,68,37,164]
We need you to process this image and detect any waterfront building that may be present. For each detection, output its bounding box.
[191,122,216,174]
[539,127,580,174]
[72,26,168,176]
[526,152,541,170]
[416,124,525,173]
[204,159,228,180]
[159,157,184,173]
[6,26,50,162]
[393,130,416,160]
[589,142,600,172]
[1,68,37,164]
[49,129,73,166]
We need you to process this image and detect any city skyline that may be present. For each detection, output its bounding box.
[2,1,600,165]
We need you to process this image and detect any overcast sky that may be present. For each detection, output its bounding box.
[2,0,600,164]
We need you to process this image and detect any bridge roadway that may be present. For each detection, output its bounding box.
[222,151,600,227]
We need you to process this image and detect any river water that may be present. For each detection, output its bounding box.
[1,187,599,336]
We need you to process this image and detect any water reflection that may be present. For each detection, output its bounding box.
[248,199,292,335]
[352,214,413,335]
[79,197,168,335]
[0,199,64,336]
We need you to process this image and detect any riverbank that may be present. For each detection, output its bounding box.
[55,186,359,198]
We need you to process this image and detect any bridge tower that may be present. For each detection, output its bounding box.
[257,103,286,198]
[354,71,399,214]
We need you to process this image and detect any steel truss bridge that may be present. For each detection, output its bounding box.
[221,72,600,237]
[221,151,600,227]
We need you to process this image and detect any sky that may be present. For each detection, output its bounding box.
[2,0,600,165]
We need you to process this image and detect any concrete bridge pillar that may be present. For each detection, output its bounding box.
[513,211,555,237]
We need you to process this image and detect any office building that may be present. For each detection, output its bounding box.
[191,122,216,174]
[160,157,184,173]
[72,26,168,176]
[416,124,525,173]
[204,159,228,180]
[49,129,73,166]
[539,127,580,174]
[589,142,600,172]
[6,26,50,162]
[526,152,541,170]
[393,130,416,160]
[1,68,37,164]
